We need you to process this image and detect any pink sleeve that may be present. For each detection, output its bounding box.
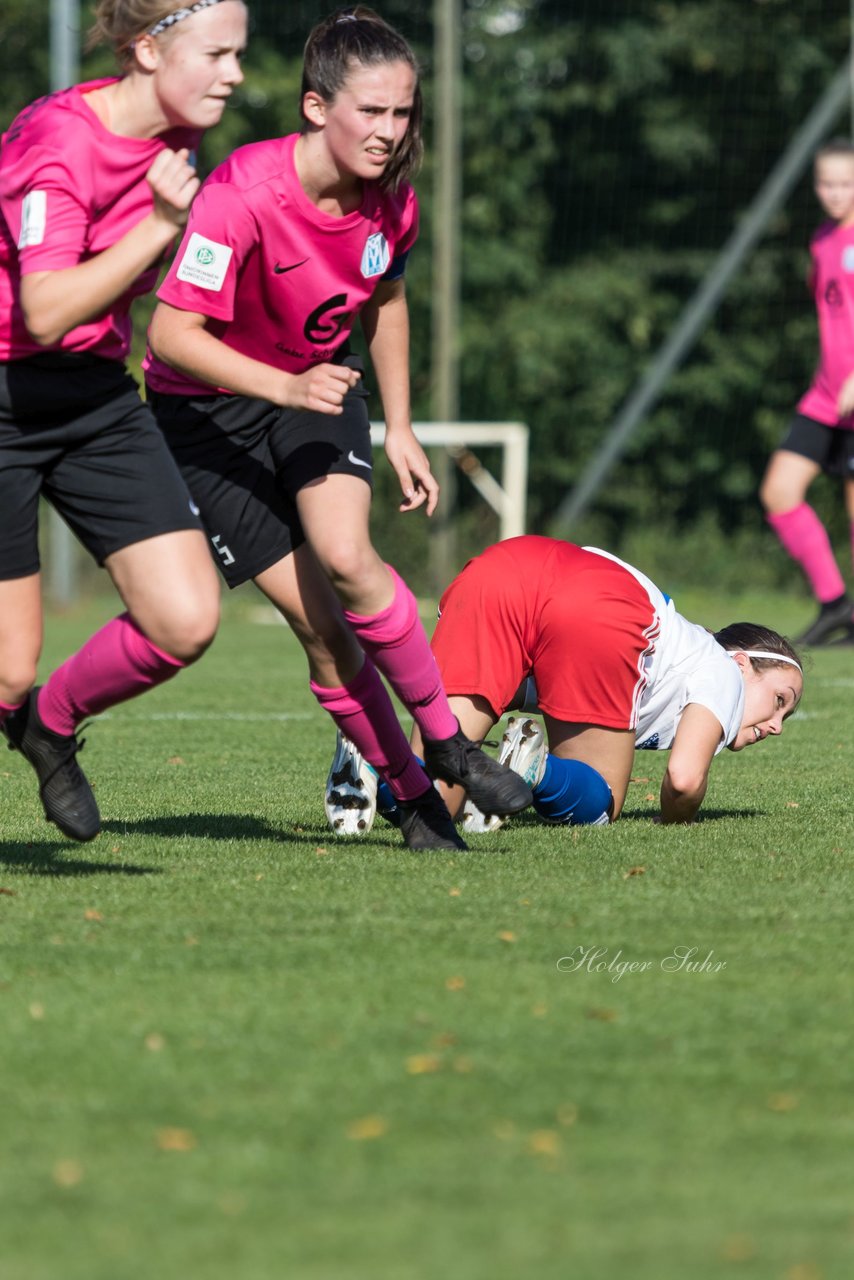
[3,147,89,274]
[157,180,258,322]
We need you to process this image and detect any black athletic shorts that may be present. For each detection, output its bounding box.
[0,353,203,580]
[778,412,854,478]
[147,355,374,588]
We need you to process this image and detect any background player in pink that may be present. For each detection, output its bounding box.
[0,0,248,841]
[760,138,854,646]
[145,7,531,851]
[342,538,803,830]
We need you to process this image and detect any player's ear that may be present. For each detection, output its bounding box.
[133,34,160,73]
[302,92,327,128]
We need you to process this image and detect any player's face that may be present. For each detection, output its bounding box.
[152,1,247,130]
[814,155,854,225]
[728,661,802,752]
[313,60,416,182]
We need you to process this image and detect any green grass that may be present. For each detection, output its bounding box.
[2,588,853,1280]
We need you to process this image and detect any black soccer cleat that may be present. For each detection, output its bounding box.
[796,596,854,647]
[422,725,533,817]
[398,786,468,852]
[2,688,100,842]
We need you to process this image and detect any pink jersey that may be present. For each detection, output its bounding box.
[0,80,199,362]
[797,219,854,429]
[144,133,419,395]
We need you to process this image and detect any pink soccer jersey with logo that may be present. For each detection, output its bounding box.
[144,133,419,395]
[798,220,854,428]
[0,80,199,362]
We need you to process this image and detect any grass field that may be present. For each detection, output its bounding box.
[2,587,853,1280]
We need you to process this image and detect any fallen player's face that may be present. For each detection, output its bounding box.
[728,663,803,752]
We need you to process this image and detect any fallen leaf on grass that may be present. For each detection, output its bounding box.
[29,1002,44,1020]
[785,1266,822,1280]
[785,802,800,809]
[0,887,16,896]
[156,1127,196,1152]
[498,931,517,943]
[346,1115,388,1140]
[84,909,103,922]
[585,1007,618,1022]
[720,1234,756,1262]
[167,756,184,766]
[145,1033,165,1052]
[448,887,461,897]
[406,1054,442,1075]
[315,847,327,856]
[623,866,646,878]
[52,1159,84,1188]
[645,792,656,802]
[767,1092,799,1113]
[445,976,465,991]
[527,1130,560,1157]
[432,1031,457,1048]
[531,1002,548,1017]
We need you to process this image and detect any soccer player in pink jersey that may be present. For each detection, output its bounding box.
[145,7,532,851]
[347,538,802,831]
[760,139,854,646]
[0,0,248,841]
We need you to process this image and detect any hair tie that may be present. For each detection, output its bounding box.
[143,0,227,40]
[336,13,359,21]
[737,649,802,673]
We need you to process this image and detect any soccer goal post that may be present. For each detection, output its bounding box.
[369,422,529,541]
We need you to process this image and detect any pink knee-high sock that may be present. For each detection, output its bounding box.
[343,567,458,743]
[767,504,846,603]
[38,613,186,736]
[311,658,430,802]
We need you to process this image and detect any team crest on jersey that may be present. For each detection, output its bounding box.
[177,232,233,291]
[843,246,854,272]
[18,190,47,248]
[361,233,390,279]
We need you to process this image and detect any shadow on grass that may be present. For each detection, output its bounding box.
[0,840,157,876]
[101,813,331,844]
[618,807,766,822]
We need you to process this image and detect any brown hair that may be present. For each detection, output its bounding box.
[300,6,423,192]
[87,0,230,67]
[713,622,802,675]
[814,137,854,166]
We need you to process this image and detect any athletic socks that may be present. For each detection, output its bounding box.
[531,754,613,826]
[343,567,459,744]
[767,503,846,603]
[311,659,430,803]
[37,612,186,737]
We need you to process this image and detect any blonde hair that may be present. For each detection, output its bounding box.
[88,0,226,66]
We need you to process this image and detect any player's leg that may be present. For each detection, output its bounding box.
[0,575,42,713]
[760,424,851,643]
[535,719,634,823]
[297,472,531,818]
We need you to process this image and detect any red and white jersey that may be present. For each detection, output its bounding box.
[144,133,419,395]
[582,549,745,751]
[513,548,745,751]
[0,79,199,362]
[798,219,854,428]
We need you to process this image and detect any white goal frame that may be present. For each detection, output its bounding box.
[369,422,529,540]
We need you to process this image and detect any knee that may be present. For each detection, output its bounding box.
[0,659,38,708]
[533,756,614,826]
[318,541,381,598]
[149,598,220,665]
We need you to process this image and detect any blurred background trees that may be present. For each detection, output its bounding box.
[3,0,850,594]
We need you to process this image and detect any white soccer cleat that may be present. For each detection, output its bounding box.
[460,798,505,835]
[498,716,547,789]
[324,731,378,836]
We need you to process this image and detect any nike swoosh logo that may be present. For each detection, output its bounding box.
[348,450,372,470]
[273,259,308,274]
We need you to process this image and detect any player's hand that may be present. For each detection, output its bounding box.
[384,427,440,516]
[146,148,200,230]
[838,373,854,418]
[280,363,361,414]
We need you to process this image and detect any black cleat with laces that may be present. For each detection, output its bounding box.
[2,688,100,841]
[423,725,533,817]
[398,786,467,851]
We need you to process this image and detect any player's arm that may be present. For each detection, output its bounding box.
[360,277,439,516]
[838,371,854,417]
[19,149,199,347]
[148,302,359,412]
[659,703,723,824]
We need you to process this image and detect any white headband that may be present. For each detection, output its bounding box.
[738,649,803,674]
